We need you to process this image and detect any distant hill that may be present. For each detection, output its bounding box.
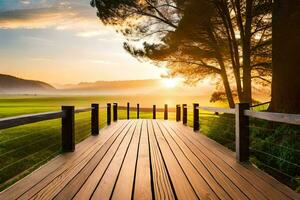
[59,79,164,95]
[0,74,55,94]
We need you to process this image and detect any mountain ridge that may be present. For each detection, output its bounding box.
[0,74,55,93]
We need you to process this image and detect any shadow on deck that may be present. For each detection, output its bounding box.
[0,120,299,200]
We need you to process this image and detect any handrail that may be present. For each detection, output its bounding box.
[0,106,93,130]
[244,110,300,126]
[75,107,92,113]
[0,111,64,130]
[199,106,235,114]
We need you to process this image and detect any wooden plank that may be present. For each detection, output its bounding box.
[244,110,300,125]
[173,120,299,199]
[0,122,124,200]
[18,121,130,200]
[151,120,198,200]
[159,121,247,200]
[168,121,266,199]
[243,164,300,200]
[155,120,221,200]
[170,121,292,200]
[73,120,137,199]
[0,111,63,130]
[133,120,152,200]
[91,121,140,199]
[147,120,175,200]
[110,120,142,200]
[53,121,131,200]
[164,120,248,199]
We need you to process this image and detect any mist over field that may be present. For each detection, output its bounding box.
[0,74,270,107]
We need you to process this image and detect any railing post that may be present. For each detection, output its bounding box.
[113,103,118,121]
[176,105,181,121]
[61,106,75,152]
[193,103,199,131]
[164,104,168,120]
[91,104,99,135]
[153,105,156,119]
[183,104,187,125]
[235,103,250,162]
[127,102,130,120]
[107,103,111,125]
[137,104,140,119]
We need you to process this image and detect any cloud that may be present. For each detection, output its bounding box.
[0,1,98,30]
[87,59,118,65]
[20,0,31,5]
[28,57,54,62]
[0,7,76,29]
[76,30,105,38]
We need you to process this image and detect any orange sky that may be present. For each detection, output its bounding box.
[0,0,166,85]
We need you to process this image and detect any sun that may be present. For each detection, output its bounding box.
[161,78,179,88]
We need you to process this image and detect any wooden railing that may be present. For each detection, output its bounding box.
[188,103,300,162]
[1,102,299,164]
[0,104,98,153]
[116,102,299,163]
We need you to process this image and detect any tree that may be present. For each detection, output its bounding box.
[91,0,272,107]
[269,0,300,113]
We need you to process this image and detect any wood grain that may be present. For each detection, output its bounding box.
[1,120,299,200]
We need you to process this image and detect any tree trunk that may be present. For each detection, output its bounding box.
[206,23,235,108]
[242,0,253,104]
[269,0,300,113]
[219,2,243,102]
[220,69,235,108]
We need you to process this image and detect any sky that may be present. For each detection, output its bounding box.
[0,0,166,85]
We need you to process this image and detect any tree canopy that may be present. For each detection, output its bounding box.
[91,0,272,108]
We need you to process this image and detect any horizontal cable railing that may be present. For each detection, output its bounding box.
[0,104,100,191]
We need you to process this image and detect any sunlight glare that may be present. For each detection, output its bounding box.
[162,78,178,88]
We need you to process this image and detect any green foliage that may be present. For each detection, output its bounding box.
[250,121,300,190]
[200,113,235,150]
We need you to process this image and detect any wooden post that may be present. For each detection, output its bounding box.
[193,103,199,131]
[137,104,140,119]
[153,105,156,119]
[182,104,187,125]
[236,103,250,162]
[176,105,181,121]
[164,104,168,120]
[107,103,111,125]
[61,106,75,152]
[127,102,130,120]
[113,103,118,121]
[91,104,99,135]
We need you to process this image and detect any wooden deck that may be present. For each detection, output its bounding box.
[0,120,299,200]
